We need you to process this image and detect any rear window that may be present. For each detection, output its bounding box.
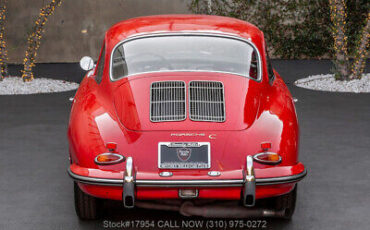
[111,35,260,81]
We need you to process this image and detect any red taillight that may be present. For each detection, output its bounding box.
[253,152,281,165]
[95,153,125,165]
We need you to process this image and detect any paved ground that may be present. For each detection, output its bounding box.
[0,61,369,230]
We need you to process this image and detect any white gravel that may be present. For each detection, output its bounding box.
[294,73,370,93]
[0,77,79,95]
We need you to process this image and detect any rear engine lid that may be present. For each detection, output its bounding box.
[113,72,261,131]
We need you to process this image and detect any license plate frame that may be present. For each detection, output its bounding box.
[158,142,211,169]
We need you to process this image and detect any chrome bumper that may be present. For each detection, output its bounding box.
[67,168,307,187]
[69,157,306,209]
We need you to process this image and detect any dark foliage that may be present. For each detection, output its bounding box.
[189,0,369,59]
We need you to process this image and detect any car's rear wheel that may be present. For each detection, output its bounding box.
[274,185,297,219]
[74,182,102,220]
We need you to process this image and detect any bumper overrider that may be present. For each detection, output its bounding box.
[68,157,306,208]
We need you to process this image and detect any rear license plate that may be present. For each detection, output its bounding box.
[158,142,210,169]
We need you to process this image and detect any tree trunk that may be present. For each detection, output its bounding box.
[350,12,370,80]
[329,0,350,80]
[22,0,62,82]
[0,0,8,81]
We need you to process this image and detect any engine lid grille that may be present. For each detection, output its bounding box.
[150,81,186,122]
[189,81,225,122]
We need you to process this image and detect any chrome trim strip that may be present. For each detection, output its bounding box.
[68,168,307,187]
[67,168,123,186]
[137,179,244,187]
[256,169,307,185]
[125,30,244,40]
[109,32,263,82]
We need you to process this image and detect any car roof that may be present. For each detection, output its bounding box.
[105,14,265,51]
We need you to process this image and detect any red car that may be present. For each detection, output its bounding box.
[68,15,306,220]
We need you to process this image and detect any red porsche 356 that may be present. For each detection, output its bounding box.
[68,15,306,220]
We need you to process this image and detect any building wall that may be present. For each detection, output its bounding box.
[6,0,191,63]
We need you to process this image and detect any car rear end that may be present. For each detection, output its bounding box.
[68,25,306,219]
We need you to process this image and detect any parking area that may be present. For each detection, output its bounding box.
[0,60,369,229]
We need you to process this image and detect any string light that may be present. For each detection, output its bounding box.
[329,0,350,80]
[0,0,8,81]
[329,0,369,80]
[22,0,62,82]
[350,12,369,80]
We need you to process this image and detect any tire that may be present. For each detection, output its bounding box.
[74,182,102,220]
[274,185,297,220]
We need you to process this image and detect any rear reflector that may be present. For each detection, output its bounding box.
[95,153,125,165]
[106,142,117,152]
[261,142,272,150]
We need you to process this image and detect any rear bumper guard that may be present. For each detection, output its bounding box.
[122,157,135,208]
[243,155,256,207]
